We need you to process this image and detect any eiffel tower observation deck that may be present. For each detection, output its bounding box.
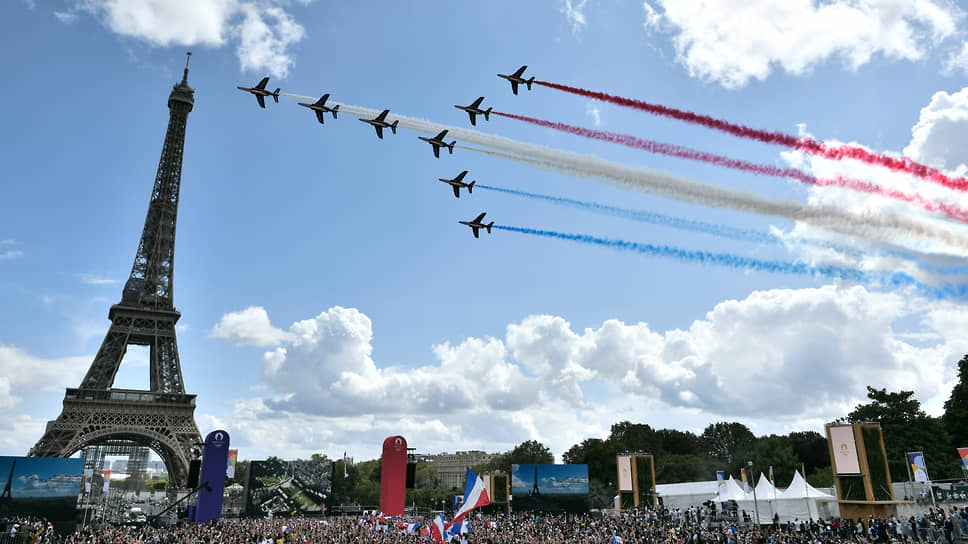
[29,54,203,489]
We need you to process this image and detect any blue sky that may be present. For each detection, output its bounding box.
[2,0,968,465]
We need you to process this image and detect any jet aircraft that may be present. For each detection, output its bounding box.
[418,130,456,158]
[297,94,339,124]
[497,65,535,95]
[439,170,475,198]
[237,77,280,108]
[359,109,399,139]
[459,212,494,238]
[454,97,492,126]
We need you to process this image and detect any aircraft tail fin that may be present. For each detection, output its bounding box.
[526,77,534,91]
[272,89,281,102]
[483,107,492,121]
[447,141,455,154]
[390,120,399,134]
[486,221,494,234]
[332,105,339,119]
[468,181,475,194]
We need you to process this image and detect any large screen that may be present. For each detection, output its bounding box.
[511,464,589,512]
[0,457,84,521]
[244,459,332,517]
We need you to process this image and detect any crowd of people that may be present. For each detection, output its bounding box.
[2,504,967,544]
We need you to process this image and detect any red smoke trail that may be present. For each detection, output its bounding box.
[494,111,968,224]
[534,80,968,192]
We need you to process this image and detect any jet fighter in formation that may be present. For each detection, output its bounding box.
[360,109,399,139]
[497,65,534,95]
[454,97,492,126]
[459,212,494,238]
[297,94,339,124]
[419,130,456,158]
[237,77,280,108]
[439,170,475,198]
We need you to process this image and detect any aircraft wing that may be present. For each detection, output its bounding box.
[256,94,266,108]
[375,126,384,139]
[316,93,329,106]
[435,130,448,139]
[432,145,440,158]
[375,109,389,121]
[470,96,485,108]
[256,77,270,89]
[512,66,527,77]
[314,111,326,124]
[473,212,486,223]
[510,81,519,95]
[454,171,467,182]
[467,112,476,126]
[453,185,460,198]
[472,227,480,238]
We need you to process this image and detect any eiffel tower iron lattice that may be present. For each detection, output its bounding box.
[29,54,203,489]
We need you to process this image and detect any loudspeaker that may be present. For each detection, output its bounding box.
[406,463,416,488]
[187,459,201,488]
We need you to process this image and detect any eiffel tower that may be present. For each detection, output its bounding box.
[29,54,203,489]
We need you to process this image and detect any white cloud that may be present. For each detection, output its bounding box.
[643,0,963,88]
[59,0,305,78]
[948,42,968,75]
[210,306,289,346]
[78,273,119,285]
[202,290,968,461]
[0,343,90,411]
[904,87,968,175]
[0,250,23,260]
[562,0,588,34]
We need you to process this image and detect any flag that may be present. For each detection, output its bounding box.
[343,452,349,479]
[102,470,111,493]
[716,470,725,492]
[227,449,238,479]
[769,466,774,483]
[741,468,748,493]
[907,452,929,482]
[446,469,490,529]
[447,520,470,538]
[83,469,93,494]
[611,537,625,544]
[958,448,968,470]
[431,514,447,543]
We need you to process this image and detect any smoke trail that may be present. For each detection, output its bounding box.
[493,225,968,300]
[281,93,968,252]
[476,183,968,274]
[534,80,968,192]
[494,111,968,224]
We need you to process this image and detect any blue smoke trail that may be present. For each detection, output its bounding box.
[477,184,968,276]
[492,224,968,301]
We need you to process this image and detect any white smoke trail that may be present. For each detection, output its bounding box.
[283,94,968,252]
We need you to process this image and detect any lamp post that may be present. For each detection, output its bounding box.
[747,461,760,528]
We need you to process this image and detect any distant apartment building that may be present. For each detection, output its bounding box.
[415,450,498,490]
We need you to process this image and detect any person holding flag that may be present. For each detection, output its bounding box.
[446,469,490,530]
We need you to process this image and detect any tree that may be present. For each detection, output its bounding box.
[563,438,625,489]
[657,429,700,456]
[848,386,959,481]
[943,354,968,449]
[788,431,829,475]
[608,421,661,453]
[744,435,798,486]
[507,440,554,466]
[700,422,755,466]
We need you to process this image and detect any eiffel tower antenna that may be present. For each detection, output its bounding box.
[29,55,203,490]
[0,460,15,501]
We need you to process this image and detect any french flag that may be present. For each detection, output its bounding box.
[446,469,490,530]
[610,537,624,544]
[431,514,447,543]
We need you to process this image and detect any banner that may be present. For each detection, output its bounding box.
[828,425,862,474]
[741,468,748,493]
[958,448,968,470]
[716,470,725,492]
[380,435,408,516]
[196,429,230,523]
[907,452,929,482]
[83,469,93,493]
[102,470,111,493]
[769,466,774,483]
[227,449,238,479]
[617,456,633,492]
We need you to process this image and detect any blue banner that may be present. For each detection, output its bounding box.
[195,430,230,523]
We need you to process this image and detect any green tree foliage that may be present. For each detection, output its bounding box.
[788,431,829,475]
[608,421,661,453]
[943,354,968,450]
[700,422,755,465]
[507,440,554,466]
[744,435,798,485]
[657,429,700,455]
[563,438,625,487]
[848,386,959,481]
[655,454,717,484]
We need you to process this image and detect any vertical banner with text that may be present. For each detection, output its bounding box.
[617,456,633,492]
[380,435,407,516]
[907,452,930,482]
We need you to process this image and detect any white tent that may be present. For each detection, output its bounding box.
[655,480,719,509]
[771,471,834,522]
[714,476,749,502]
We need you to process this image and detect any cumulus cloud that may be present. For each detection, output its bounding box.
[904,87,968,176]
[642,0,963,88]
[211,306,289,346]
[948,42,968,75]
[57,0,305,77]
[562,0,588,34]
[205,290,968,460]
[0,343,90,411]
